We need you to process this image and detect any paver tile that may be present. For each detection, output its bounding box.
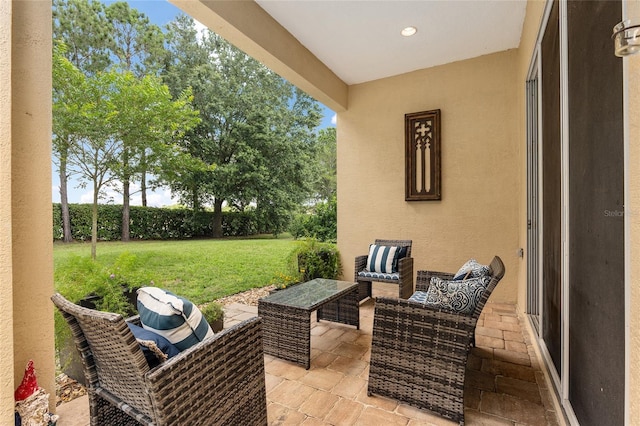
[268,380,316,409]
[299,389,340,419]
[325,398,365,425]
[332,375,366,399]
[328,355,368,376]
[354,406,409,426]
[300,368,344,391]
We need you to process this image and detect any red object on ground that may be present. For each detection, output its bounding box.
[15,360,39,401]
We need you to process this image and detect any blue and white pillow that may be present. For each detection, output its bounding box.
[453,259,490,280]
[366,244,399,274]
[413,275,491,314]
[127,323,180,368]
[137,287,214,352]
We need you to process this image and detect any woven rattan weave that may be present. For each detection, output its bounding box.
[258,278,359,369]
[52,293,268,426]
[367,256,505,425]
[354,239,414,301]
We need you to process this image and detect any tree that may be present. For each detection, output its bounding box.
[163,16,322,236]
[105,2,167,239]
[314,127,337,202]
[108,72,200,241]
[53,0,112,242]
[65,69,122,259]
[105,1,165,78]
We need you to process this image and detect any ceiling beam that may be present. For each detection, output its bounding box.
[170,0,348,112]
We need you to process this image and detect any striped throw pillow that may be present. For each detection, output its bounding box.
[137,287,214,352]
[366,244,399,274]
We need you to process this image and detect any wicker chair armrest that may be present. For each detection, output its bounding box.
[355,255,367,271]
[145,317,266,426]
[126,315,142,327]
[415,270,456,292]
[397,257,413,277]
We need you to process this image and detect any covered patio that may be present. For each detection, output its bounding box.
[56,283,561,425]
[2,0,640,425]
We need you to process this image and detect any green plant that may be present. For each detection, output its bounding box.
[201,301,224,323]
[269,271,301,290]
[54,252,156,356]
[288,197,337,242]
[273,238,342,286]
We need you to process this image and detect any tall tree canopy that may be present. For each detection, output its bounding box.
[162,16,322,237]
[53,0,112,242]
[53,4,333,243]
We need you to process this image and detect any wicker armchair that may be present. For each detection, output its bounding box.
[354,239,413,301]
[367,256,505,425]
[51,293,267,426]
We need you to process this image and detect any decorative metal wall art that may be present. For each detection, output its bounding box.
[405,109,441,201]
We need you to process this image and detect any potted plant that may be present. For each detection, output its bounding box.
[55,252,155,384]
[201,301,224,332]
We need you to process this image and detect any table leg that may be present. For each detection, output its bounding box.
[258,301,312,369]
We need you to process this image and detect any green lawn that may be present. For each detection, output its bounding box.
[54,235,299,305]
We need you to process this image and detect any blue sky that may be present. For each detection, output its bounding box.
[53,0,336,207]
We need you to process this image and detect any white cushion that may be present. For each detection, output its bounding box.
[137,287,214,351]
[366,244,399,274]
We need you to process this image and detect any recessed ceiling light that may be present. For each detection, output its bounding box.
[401,26,417,37]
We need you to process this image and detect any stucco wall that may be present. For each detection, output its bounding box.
[0,1,14,423]
[337,50,521,303]
[9,0,56,414]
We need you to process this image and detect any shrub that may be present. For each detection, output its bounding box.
[201,302,224,331]
[289,197,337,242]
[268,239,340,289]
[54,252,156,354]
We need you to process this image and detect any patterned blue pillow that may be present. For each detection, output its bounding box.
[366,244,400,274]
[421,276,491,314]
[453,259,490,280]
[137,287,214,351]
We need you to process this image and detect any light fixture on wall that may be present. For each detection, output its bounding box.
[612,18,640,57]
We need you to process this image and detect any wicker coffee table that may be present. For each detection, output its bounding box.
[258,278,359,369]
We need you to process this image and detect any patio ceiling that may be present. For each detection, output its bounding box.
[170,0,527,110]
[255,0,528,85]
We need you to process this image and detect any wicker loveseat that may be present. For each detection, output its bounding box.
[367,256,505,425]
[52,293,267,426]
[354,239,414,301]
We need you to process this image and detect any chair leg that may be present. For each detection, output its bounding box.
[357,280,372,301]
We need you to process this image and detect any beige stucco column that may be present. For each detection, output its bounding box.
[1,0,55,421]
[628,0,640,421]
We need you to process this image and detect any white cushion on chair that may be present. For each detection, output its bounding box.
[137,287,214,351]
[366,244,399,274]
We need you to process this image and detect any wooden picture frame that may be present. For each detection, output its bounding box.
[405,109,441,201]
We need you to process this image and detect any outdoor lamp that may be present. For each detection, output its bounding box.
[612,18,640,57]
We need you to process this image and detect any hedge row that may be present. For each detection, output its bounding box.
[52,204,259,241]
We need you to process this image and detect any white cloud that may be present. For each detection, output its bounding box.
[194,19,208,44]
[331,114,337,125]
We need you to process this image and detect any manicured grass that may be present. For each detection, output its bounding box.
[54,235,299,305]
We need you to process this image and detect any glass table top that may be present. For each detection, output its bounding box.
[260,278,357,310]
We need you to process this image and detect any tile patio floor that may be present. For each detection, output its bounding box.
[56,283,563,425]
